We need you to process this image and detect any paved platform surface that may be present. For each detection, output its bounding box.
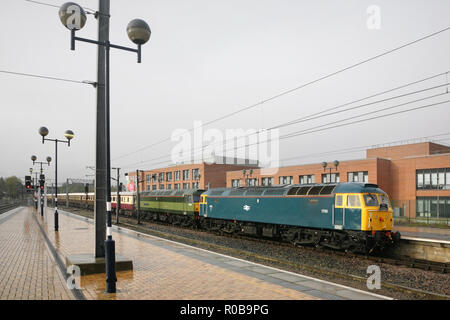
[0,206,391,300]
[393,225,450,242]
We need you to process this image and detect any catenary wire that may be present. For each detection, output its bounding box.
[119,98,450,169]
[0,70,93,85]
[113,26,450,161]
[113,72,448,163]
[117,82,449,168]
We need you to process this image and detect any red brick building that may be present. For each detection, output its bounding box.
[225,142,450,220]
[127,162,258,192]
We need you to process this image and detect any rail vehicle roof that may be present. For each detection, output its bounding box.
[203,183,387,197]
[140,188,205,197]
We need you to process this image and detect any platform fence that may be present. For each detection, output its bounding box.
[392,199,450,227]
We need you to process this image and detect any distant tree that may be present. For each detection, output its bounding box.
[0,177,6,197]
[5,176,23,199]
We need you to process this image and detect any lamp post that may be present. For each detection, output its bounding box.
[31,155,52,216]
[193,172,201,189]
[39,126,74,231]
[243,169,253,186]
[58,1,151,293]
[321,160,339,184]
[29,166,38,210]
[136,170,145,225]
[112,167,121,224]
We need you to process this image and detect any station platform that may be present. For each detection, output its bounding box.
[393,225,450,242]
[0,206,391,300]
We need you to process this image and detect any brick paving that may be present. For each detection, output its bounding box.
[0,206,317,300]
[0,207,74,300]
[46,208,317,300]
[1,206,389,300]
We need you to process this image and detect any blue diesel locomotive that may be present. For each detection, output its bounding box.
[199,182,400,252]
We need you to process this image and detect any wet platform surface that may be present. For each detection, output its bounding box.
[393,225,450,242]
[0,207,391,300]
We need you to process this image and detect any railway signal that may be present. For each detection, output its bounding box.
[39,174,45,190]
[25,176,32,192]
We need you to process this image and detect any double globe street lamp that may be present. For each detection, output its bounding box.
[58,1,151,293]
[39,126,74,231]
[31,155,52,216]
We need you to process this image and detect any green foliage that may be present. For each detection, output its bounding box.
[4,176,23,198]
[0,177,6,197]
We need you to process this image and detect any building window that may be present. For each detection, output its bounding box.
[192,182,199,189]
[322,173,340,183]
[279,176,293,185]
[174,183,180,189]
[246,178,258,186]
[152,185,157,190]
[146,185,150,191]
[347,171,368,183]
[174,171,181,181]
[183,170,190,180]
[158,172,164,182]
[182,183,190,189]
[417,173,424,188]
[167,184,172,190]
[417,168,450,190]
[192,168,200,180]
[261,177,274,186]
[299,175,315,184]
[416,197,450,218]
[159,184,165,190]
[166,172,172,182]
[232,179,241,187]
[146,174,150,182]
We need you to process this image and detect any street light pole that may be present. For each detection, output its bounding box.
[321,160,339,184]
[31,155,51,216]
[39,127,74,231]
[136,170,144,225]
[59,1,151,294]
[95,0,109,260]
[112,167,121,224]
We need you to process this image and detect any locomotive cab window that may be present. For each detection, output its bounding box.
[378,194,391,208]
[347,195,361,208]
[363,194,379,207]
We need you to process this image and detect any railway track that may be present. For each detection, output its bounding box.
[221,228,450,275]
[0,202,20,215]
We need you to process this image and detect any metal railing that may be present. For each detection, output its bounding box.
[392,199,450,227]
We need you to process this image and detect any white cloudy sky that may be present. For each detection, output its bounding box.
[1,0,450,184]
